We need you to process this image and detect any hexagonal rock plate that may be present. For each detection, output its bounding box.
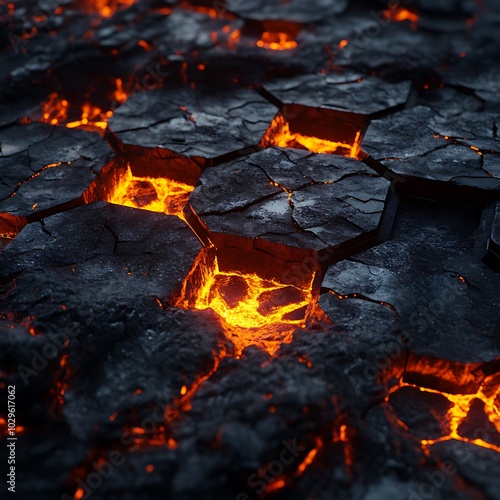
[0,202,201,316]
[225,0,348,22]
[107,83,278,167]
[361,105,500,191]
[321,199,500,364]
[186,147,392,255]
[0,123,114,235]
[263,73,412,116]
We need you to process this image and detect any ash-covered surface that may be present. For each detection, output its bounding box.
[1,0,500,499]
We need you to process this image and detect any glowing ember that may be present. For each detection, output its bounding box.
[383,8,419,26]
[37,79,128,130]
[390,374,500,452]
[107,165,194,217]
[41,93,69,126]
[177,250,315,355]
[256,32,297,51]
[91,0,137,17]
[261,114,361,158]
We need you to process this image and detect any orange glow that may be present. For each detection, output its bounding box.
[384,8,419,26]
[42,93,69,125]
[107,165,194,218]
[38,79,128,131]
[176,250,315,355]
[390,374,500,453]
[338,39,349,49]
[66,103,110,129]
[74,488,84,500]
[261,114,361,158]
[227,29,241,48]
[256,32,297,51]
[296,438,323,475]
[91,0,136,17]
[265,479,286,493]
[114,78,128,104]
[145,464,155,473]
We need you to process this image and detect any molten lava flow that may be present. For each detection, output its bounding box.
[36,79,128,130]
[40,93,69,125]
[176,250,315,355]
[256,32,297,51]
[107,165,194,218]
[390,375,500,452]
[261,114,361,158]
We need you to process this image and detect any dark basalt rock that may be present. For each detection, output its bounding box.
[388,386,453,440]
[0,124,113,232]
[225,0,348,22]
[321,199,500,363]
[263,74,412,116]
[108,83,278,167]
[362,105,500,191]
[1,0,500,499]
[187,147,392,255]
[0,202,201,316]
[63,306,229,441]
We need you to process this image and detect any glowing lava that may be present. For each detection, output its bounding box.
[176,249,315,356]
[35,79,128,130]
[389,372,500,452]
[256,32,297,51]
[260,114,361,158]
[383,7,419,28]
[84,0,137,17]
[107,165,195,218]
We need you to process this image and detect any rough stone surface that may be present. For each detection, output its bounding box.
[187,147,391,253]
[108,84,278,166]
[362,105,500,191]
[322,199,500,363]
[263,74,412,116]
[225,0,348,22]
[0,123,113,227]
[0,202,201,314]
[1,0,500,499]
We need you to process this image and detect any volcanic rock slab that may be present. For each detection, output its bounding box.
[0,201,201,317]
[322,198,500,363]
[225,0,348,22]
[0,123,113,235]
[186,147,393,257]
[263,73,412,116]
[108,83,278,167]
[362,105,500,191]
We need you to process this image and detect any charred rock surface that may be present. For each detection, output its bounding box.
[1,0,500,499]
[322,199,500,363]
[263,74,412,116]
[0,123,113,234]
[108,83,278,167]
[0,202,201,315]
[187,147,392,255]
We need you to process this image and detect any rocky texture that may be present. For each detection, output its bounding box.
[1,0,500,499]
[225,0,348,22]
[108,83,278,167]
[263,74,412,116]
[0,202,201,316]
[0,123,113,234]
[362,105,500,191]
[322,199,500,363]
[187,147,393,255]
